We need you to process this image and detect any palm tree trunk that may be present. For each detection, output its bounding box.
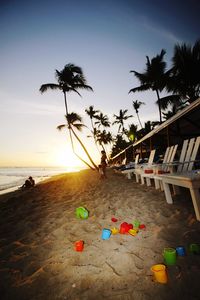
[136,113,143,129]
[68,128,95,170]
[63,92,94,170]
[63,92,69,115]
[156,89,162,123]
[70,126,99,171]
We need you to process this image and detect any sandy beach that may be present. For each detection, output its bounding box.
[0,168,200,300]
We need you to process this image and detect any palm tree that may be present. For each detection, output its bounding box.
[112,109,132,135]
[85,105,100,149]
[162,102,188,120]
[127,124,138,142]
[167,40,200,103]
[95,112,110,129]
[96,130,113,155]
[129,49,168,123]
[40,63,93,115]
[40,64,94,169]
[85,105,99,130]
[132,100,145,128]
[57,112,98,170]
[110,135,130,158]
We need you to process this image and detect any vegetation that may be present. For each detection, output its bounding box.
[39,40,200,164]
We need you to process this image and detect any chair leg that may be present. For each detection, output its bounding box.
[141,175,145,185]
[163,181,173,204]
[190,188,200,221]
[154,178,160,189]
[146,177,151,186]
[135,174,139,183]
[160,181,164,191]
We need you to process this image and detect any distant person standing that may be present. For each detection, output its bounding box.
[100,150,107,179]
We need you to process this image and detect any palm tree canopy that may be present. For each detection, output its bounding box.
[132,100,145,113]
[95,112,110,128]
[166,40,200,102]
[40,63,93,95]
[85,105,99,119]
[112,109,132,133]
[113,109,132,123]
[57,112,85,132]
[96,130,113,145]
[129,49,167,94]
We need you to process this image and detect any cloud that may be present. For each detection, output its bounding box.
[140,16,182,45]
[0,97,63,116]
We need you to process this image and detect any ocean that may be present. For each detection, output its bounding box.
[0,167,82,195]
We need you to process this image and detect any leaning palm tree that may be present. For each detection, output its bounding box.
[132,100,145,129]
[40,64,93,168]
[129,50,168,123]
[40,63,93,115]
[112,109,132,136]
[57,112,98,170]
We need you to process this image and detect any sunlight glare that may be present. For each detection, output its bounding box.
[54,147,83,169]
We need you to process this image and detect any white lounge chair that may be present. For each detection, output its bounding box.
[121,154,139,179]
[160,136,200,220]
[140,144,178,187]
[154,137,200,190]
[134,149,156,183]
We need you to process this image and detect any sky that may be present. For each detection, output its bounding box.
[0,0,199,168]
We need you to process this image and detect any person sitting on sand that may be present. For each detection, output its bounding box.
[28,176,35,187]
[21,176,35,189]
[99,150,107,179]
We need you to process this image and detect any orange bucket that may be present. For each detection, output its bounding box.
[151,264,168,284]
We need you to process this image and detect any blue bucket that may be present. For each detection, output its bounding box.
[176,246,186,256]
[102,228,111,240]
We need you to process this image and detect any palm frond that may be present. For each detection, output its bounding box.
[39,83,60,93]
[57,124,67,131]
[129,84,151,93]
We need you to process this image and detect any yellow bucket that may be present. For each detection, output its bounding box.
[151,264,168,284]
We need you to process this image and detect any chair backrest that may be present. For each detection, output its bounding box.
[148,149,156,165]
[163,144,178,172]
[162,146,170,164]
[177,137,200,172]
[135,154,139,165]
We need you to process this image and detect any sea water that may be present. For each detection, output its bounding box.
[0,167,82,195]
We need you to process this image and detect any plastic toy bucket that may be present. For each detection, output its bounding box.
[133,220,140,228]
[102,228,111,240]
[151,264,167,283]
[163,248,177,265]
[75,240,84,252]
[189,243,200,254]
[176,246,186,256]
[75,207,89,219]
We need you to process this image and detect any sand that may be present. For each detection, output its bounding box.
[0,168,200,300]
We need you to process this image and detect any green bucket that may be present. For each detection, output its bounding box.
[75,207,89,219]
[163,247,177,265]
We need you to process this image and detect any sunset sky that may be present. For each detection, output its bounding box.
[0,0,199,168]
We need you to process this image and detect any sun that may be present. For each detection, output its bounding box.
[54,147,83,168]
